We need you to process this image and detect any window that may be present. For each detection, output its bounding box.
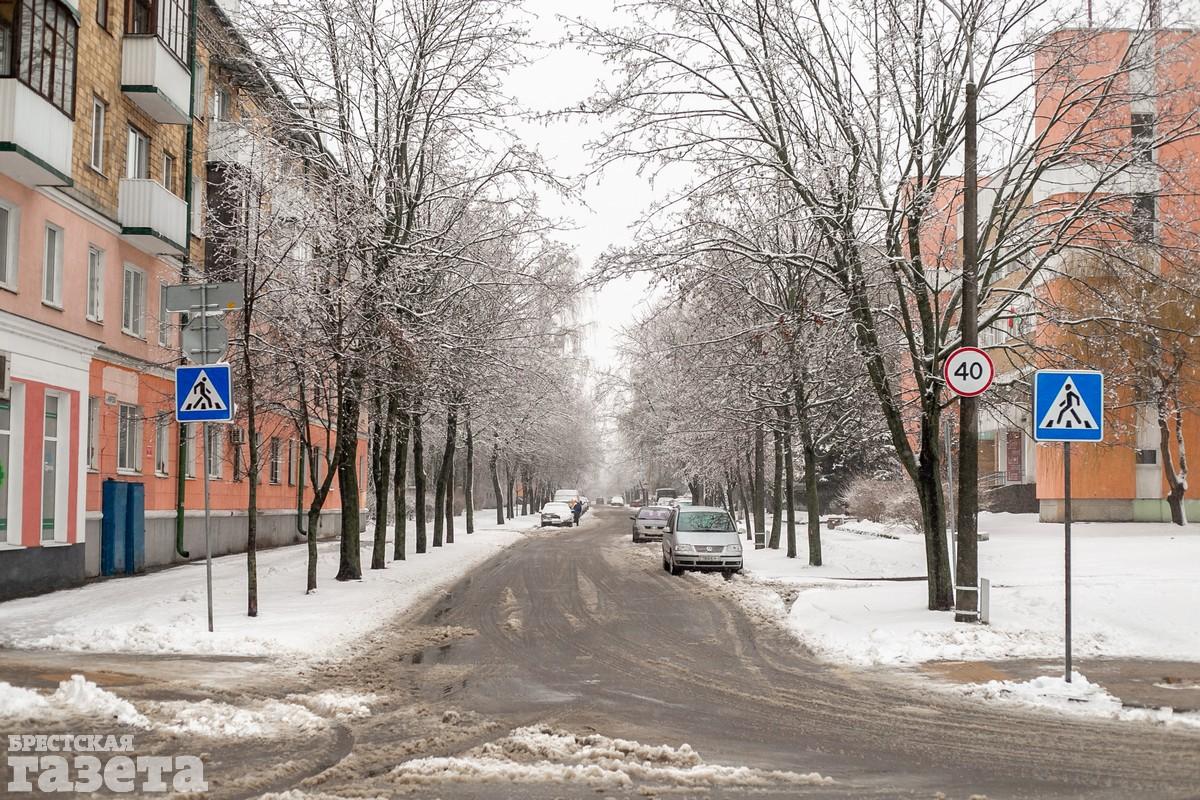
[287,440,296,486]
[155,415,170,475]
[0,397,11,541]
[124,0,188,63]
[86,246,104,321]
[90,98,106,172]
[86,396,100,470]
[206,426,223,478]
[122,264,145,336]
[183,423,195,478]
[157,283,170,346]
[1132,193,1156,244]
[126,126,149,180]
[212,86,233,121]
[1132,112,1155,163]
[1135,448,1158,465]
[117,403,142,472]
[269,437,281,483]
[161,152,176,194]
[0,203,13,288]
[41,394,60,540]
[96,0,108,28]
[41,225,63,307]
[3,0,78,116]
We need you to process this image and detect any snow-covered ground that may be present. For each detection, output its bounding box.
[0,673,372,735]
[726,512,1200,668]
[0,510,547,660]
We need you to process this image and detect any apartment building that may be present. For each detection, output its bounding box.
[0,0,361,600]
[923,22,1200,522]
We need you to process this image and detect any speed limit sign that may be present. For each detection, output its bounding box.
[944,346,995,397]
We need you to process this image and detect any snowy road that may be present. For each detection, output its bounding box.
[3,508,1199,798]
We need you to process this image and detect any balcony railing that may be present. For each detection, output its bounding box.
[121,35,191,125]
[206,119,257,167]
[119,179,188,257]
[0,79,74,187]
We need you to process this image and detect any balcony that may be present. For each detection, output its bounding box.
[121,36,191,125]
[0,80,74,187]
[206,119,256,167]
[119,179,188,257]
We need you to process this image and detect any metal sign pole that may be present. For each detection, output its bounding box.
[200,282,214,634]
[945,419,956,590]
[1063,441,1072,682]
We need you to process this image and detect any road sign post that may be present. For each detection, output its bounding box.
[944,346,995,622]
[1033,369,1104,683]
[167,281,242,634]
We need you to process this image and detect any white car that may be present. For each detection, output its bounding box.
[662,506,743,576]
[610,495,625,506]
[540,502,576,527]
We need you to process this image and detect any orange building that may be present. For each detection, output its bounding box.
[0,0,365,600]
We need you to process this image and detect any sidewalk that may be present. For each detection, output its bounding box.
[920,657,1200,715]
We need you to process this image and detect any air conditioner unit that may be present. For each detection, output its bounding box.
[0,352,9,400]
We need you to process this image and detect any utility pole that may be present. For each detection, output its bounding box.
[955,1,981,623]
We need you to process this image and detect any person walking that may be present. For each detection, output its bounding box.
[571,498,583,527]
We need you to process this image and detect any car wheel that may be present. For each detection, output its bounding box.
[661,554,669,572]
[669,557,683,577]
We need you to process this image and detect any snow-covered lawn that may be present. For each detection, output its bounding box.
[0,510,546,660]
[726,512,1200,668]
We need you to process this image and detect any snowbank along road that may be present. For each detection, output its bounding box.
[2,507,1199,798]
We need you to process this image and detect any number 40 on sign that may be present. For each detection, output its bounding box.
[944,346,995,397]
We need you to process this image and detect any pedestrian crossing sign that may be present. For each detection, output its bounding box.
[1033,370,1103,442]
[175,364,234,423]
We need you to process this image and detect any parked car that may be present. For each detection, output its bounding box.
[540,501,576,527]
[632,505,671,542]
[610,495,625,506]
[662,506,743,576]
[655,487,678,500]
[580,495,590,513]
[669,497,695,509]
[553,488,581,505]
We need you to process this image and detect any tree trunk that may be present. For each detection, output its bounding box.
[370,393,395,570]
[737,469,753,543]
[505,466,515,519]
[769,425,783,549]
[491,433,504,524]
[441,406,459,545]
[1160,394,1189,526]
[393,411,410,560]
[334,358,366,581]
[795,381,822,566]
[243,325,259,617]
[465,413,475,533]
[783,403,797,559]
[754,413,766,534]
[414,413,427,553]
[916,413,953,610]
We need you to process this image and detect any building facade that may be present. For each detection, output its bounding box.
[0,0,362,600]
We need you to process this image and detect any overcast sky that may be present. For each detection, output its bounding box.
[506,0,655,373]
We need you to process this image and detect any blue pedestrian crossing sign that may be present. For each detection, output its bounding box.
[175,364,234,423]
[1033,370,1103,442]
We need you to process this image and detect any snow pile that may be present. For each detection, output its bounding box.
[958,673,1200,729]
[155,698,327,738]
[0,681,51,717]
[0,510,541,660]
[286,690,377,719]
[392,726,833,789]
[729,513,1200,667]
[0,675,150,728]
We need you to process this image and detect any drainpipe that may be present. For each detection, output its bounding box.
[174,0,200,560]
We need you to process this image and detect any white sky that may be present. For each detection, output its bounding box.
[506,0,655,373]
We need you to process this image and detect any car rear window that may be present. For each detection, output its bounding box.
[677,511,735,532]
[638,508,670,520]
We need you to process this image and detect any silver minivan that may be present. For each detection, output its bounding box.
[661,506,743,576]
[631,505,672,542]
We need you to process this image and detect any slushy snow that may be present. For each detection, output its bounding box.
[957,672,1200,729]
[392,725,833,789]
[0,675,149,728]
